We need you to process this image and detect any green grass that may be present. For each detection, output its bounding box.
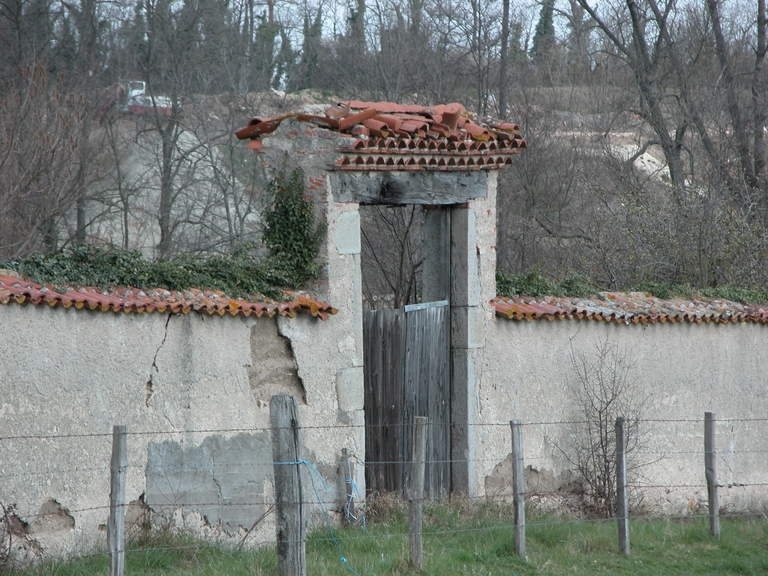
[16,509,768,575]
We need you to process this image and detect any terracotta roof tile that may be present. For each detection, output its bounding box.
[0,275,337,320]
[236,101,526,172]
[494,292,768,325]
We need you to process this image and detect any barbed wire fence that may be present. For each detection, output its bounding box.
[1,397,768,575]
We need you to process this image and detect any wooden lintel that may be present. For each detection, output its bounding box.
[330,171,488,205]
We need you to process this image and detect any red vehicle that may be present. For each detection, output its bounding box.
[97,80,176,122]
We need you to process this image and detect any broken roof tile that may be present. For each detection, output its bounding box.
[0,275,337,320]
[236,100,526,171]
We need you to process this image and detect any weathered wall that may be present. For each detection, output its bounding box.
[255,116,366,449]
[477,318,768,512]
[0,294,364,556]
[0,117,368,561]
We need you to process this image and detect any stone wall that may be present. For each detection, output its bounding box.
[476,318,768,513]
[0,298,364,557]
[0,118,368,562]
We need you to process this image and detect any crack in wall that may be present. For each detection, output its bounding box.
[249,320,306,405]
[281,333,307,404]
[146,314,172,408]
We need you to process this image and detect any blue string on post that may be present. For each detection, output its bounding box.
[273,459,361,576]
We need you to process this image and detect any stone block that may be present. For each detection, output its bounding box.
[451,305,485,349]
[331,171,488,205]
[421,208,451,302]
[451,347,481,495]
[451,207,480,306]
[336,366,364,412]
[335,210,361,255]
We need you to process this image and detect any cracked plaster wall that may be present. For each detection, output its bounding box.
[478,318,768,512]
[0,297,364,557]
[259,117,366,498]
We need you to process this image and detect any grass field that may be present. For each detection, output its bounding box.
[17,503,768,575]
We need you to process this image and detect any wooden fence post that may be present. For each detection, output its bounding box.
[108,425,127,576]
[270,395,306,576]
[615,416,629,555]
[408,416,428,570]
[705,411,720,537]
[510,420,526,558]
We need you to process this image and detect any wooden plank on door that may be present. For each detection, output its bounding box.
[404,301,450,499]
[364,308,406,494]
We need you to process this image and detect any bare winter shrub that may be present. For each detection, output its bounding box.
[0,503,42,570]
[562,340,649,518]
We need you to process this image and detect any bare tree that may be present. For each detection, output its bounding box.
[361,205,423,309]
[576,0,768,209]
[88,110,152,249]
[0,64,91,259]
[575,0,690,189]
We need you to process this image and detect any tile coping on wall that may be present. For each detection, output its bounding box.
[0,275,337,320]
[494,292,768,325]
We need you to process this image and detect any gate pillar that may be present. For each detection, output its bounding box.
[255,121,367,501]
[449,172,498,496]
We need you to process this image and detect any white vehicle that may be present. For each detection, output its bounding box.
[97,80,177,122]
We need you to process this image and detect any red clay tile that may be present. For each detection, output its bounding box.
[362,118,389,137]
[296,114,340,129]
[235,119,280,139]
[494,293,768,326]
[376,114,403,131]
[236,100,526,172]
[0,275,336,320]
[339,108,377,131]
[326,104,350,119]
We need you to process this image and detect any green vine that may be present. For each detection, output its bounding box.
[0,244,284,299]
[261,168,325,287]
[0,171,326,299]
[496,268,595,298]
[497,268,768,304]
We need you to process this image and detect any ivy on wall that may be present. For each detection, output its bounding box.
[496,268,595,298]
[496,268,768,304]
[0,170,326,300]
[262,168,325,288]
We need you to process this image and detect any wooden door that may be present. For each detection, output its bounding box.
[364,300,450,498]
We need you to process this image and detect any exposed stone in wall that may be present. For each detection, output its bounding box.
[485,457,576,501]
[0,504,41,569]
[0,300,363,560]
[32,499,75,534]
[249,320,306,405]
[124,496,151,538]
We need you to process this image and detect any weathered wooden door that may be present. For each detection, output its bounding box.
[364,300,451,498]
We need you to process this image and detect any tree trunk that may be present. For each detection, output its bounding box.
[498,0,509,119]
[753,0,767,193]
[706,0,757,190]
[157,119,177,258]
